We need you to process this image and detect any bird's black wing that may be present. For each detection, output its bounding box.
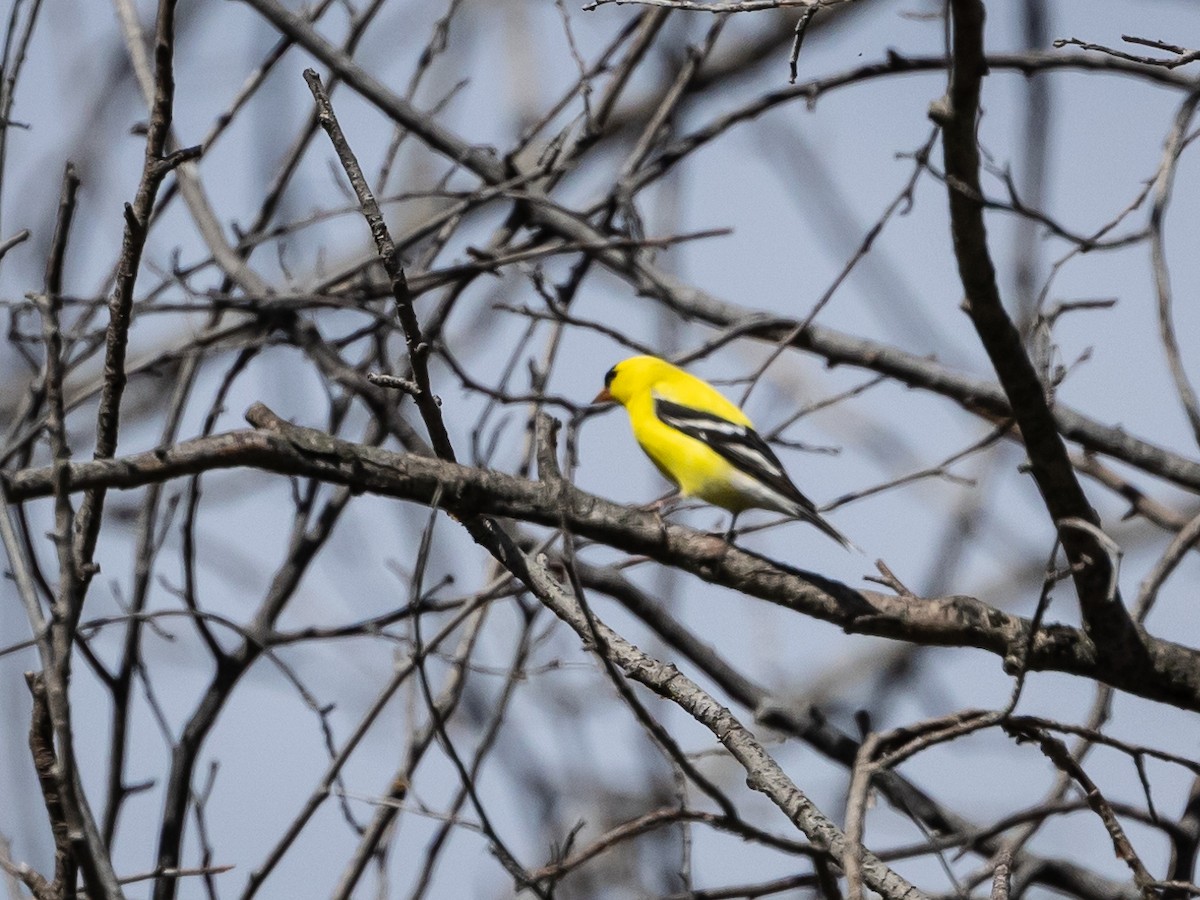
[655,396,853,548]
[653,397,818,513]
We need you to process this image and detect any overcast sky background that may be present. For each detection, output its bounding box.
[2,0,1200,897]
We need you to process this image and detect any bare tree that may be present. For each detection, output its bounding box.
[2,0,1199,897]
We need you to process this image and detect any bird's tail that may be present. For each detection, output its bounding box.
[797,506,860,553]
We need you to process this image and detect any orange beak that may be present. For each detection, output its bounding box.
[593,387,614,404]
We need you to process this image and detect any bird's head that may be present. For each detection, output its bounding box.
[593,355,671,406]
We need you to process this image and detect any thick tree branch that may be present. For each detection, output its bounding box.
[7,406,1200,715]
[933,0,1138,657]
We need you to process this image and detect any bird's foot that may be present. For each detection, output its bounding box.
[721,513,740,545]
[640,491,681,515]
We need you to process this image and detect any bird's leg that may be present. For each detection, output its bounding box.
[723,512,740,544]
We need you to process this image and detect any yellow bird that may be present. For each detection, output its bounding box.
[594,355,852,548]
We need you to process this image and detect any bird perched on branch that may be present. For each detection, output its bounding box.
[594,355,853,549]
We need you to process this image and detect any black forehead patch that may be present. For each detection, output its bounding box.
[604,365,617,387]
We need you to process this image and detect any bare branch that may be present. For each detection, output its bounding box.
[934,0,1138,656]
[9,410,1200,718]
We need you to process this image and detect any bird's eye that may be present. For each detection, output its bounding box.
[604,366,617,388]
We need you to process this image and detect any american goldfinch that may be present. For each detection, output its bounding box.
[594,355,852,548]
